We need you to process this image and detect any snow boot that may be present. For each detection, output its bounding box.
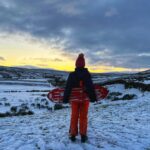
[81,135,88,143]
[69,135,76,142]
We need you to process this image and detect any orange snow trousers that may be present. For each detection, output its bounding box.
[70,100,89,136]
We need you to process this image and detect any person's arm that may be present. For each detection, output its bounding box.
[85,71,97,102]
[63,73,73,103]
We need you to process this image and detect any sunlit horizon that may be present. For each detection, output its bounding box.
[0,1,150,73]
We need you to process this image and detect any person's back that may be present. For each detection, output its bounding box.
[63,53,97,143]
[63,67,97,103]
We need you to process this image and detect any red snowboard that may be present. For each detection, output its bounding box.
[47,84,109,103]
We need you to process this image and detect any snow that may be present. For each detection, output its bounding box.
[143,80,150,84]
[0,81,54,114]
[0,80,50,87]
[0,79,150,150]
[107,84,143,96]
[0,84,50,92]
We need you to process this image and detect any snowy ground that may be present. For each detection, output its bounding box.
[0,81,54,114]
[0,80,150,150]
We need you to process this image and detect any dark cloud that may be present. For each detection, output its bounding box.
[0,56,5,61]
[0,0,150,69]
[88,53,150,69]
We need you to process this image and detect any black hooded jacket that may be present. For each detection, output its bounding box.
[63,68,97,103]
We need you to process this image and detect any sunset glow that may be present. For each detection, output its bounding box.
[0,0,149,73]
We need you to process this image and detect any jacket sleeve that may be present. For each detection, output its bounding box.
[63,73,73,103]
[85,71,97,102]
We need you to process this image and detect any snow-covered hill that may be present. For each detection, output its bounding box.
[0,66,150,150]
[0,66,67,79]
[0,85,150,150]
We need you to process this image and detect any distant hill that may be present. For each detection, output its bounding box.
[13,65,42,69]
[137,69,150,74]
[0,66,150,86]
[0,66,68,79]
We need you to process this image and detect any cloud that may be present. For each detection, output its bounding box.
[37,64,48,67]
[53,58,63,62]
[105,8,118,17]
[0,0,150,69]
[33,58,50,62]
[0,56,5,61]
[33,57,63,62]
[0,0,15,9]
[56,2,82,16]
[138,53,150,57]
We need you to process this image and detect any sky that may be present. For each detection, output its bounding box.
[0,0,150,73]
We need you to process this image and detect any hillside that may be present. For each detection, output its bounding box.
[0,66,150,150]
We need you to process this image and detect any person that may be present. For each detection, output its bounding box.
[63,53,97,143]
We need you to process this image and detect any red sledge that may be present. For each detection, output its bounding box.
[47,84,109,103]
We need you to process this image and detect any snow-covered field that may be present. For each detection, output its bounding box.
[0,73,150,150]
[0,80,54,115]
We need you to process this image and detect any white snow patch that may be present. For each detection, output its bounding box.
[0,79,150,150]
